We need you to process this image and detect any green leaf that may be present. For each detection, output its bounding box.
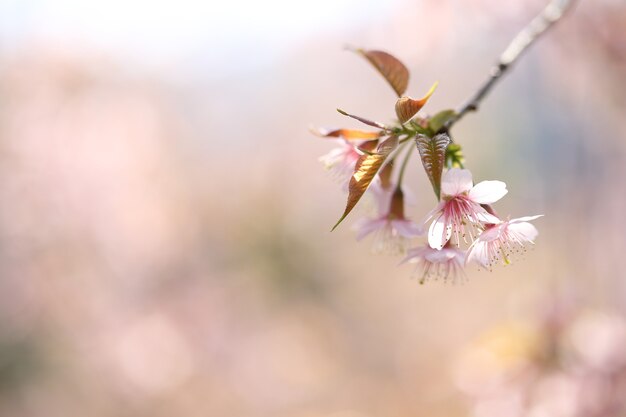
[352,49,409,97]
[428,109,457,133]
[415,133,451,199]
[332,136,399,231]
[407,120,431,136]
[445,143,465,168]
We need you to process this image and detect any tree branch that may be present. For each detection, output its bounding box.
[443,0,577,131]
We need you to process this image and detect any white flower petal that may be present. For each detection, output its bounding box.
[398,246,428,265]
[425,247,457,263]
[507,222,539,243]
[509,214,543,224]
[353,218,385,241]
[392,219,424,238]
[441,168,473,197]
[468,180,508,204]
[476,225,502,242]
[318,147,344,166]
[466,241,490,268]
[472,210,501,225]
[420,200,445,227]
[428,216,451,249]
[368,182,393,214]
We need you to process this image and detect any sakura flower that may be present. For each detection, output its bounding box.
[318,139,361,187]
[466,215,543,269]
[367,163,418,215]
[400,244,466,284]
[423,168,506,249]
[353,187,423,255]
[360,172,418,229]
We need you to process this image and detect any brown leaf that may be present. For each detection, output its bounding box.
[415,133,450,200]
[357,140,379,154]
[353,49,409,97]
[310,127,382,140]
[377,160,394,190]
[336,109,388,130]
[395,82,438,124]
[332,136,399,231]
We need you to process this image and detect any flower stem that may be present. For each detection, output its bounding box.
[396,145,414,188]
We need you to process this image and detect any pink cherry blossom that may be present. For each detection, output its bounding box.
[465,215,543,269]
[353,188,423,255]
[368,174,418,214]
[318,139,360,187]
[366,176,394,214]
[423,168,506,249]
[400,244,466,284]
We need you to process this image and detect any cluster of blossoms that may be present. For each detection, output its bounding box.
[455,307,626,417]
[315,49,542,283]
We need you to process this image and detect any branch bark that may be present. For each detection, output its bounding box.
[443,0,577,132]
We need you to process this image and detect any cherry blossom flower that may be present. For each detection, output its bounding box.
[353,187,422,254]
[318,139,361,187]
[400,244,466,284]
[466,215,543,269]
[423,168,506,249]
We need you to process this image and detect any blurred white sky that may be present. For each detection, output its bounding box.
[0,0,406,75]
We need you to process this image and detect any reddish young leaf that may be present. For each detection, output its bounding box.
[310,127,382,140]
[332,136,399,231]
[353,49,409,97]
[336,109,388,130]
[377,160,394,190]
[415,133,450,200]
[357,140,379,154]
[395,82,438,124]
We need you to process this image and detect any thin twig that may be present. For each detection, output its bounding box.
[443,0,577,131]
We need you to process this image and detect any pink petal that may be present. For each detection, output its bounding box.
[425,247,457,263]
[420,200,445,226]
[509,214,543,224]
[353,218,385,241]
[399,246,428,265]
[428,216,451,249]
[472,210,501,225]
[318,147,345,166]
[368,181,393,214]
[468,180,508,204]
[477,225,502,242]
[392,219,424,238]
[507,222,539,243]
[465,241,490,268]
[441,168,473,197]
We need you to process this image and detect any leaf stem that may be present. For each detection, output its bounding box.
[396,145,414,188]
[442,0,577,132]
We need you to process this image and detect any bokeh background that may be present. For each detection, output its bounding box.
[0,0,625,416]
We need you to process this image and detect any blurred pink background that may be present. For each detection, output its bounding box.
[0,0,625,416]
